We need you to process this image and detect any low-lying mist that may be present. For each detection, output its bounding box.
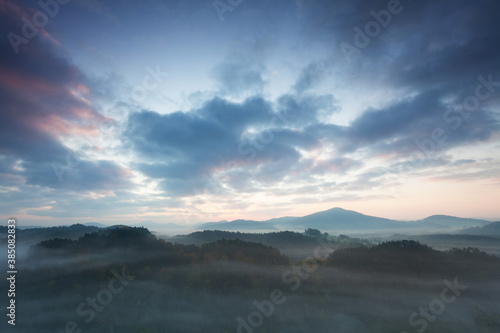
[2,227,499,333]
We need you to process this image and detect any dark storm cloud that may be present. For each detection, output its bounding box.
[124,97,276,195]
[301,87,500,160]
[123,93,334,196]
[297,0,500,90]
[126,79,497,197]
[347,90,442,142]
[381,1,500,91]
[125,96,273,164]
[343,89,499,157]
[0,1,132,192]
[291,0,500,160]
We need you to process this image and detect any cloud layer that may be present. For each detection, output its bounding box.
[1,0,499,223]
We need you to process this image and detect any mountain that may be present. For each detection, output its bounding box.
[282,207,407,231]
[83,222,109,227]
[196,219,277,231]
[264,216,298,226]
[9,208,492,236]
[16,222,107,229]
[417,215,492,228]
[195,220,228,229]
[189,208,492,234]
[385,233,500,256]
[0,224,101,248]
[459,222,500,237]
[132,221,186,229]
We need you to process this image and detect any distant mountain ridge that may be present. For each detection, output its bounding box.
[196,219,277,231]
[133,221,185,229]
[459,222,500,237]
[284,207,403,230]
[193,207,492,233]
[417,215,492,228]
[3,208,495,234]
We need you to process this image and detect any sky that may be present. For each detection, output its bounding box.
[1,0,500,226]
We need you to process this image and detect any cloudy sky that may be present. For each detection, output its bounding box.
[1,0,499,226]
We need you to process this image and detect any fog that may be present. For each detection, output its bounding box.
[6,265,500,333]
[3,235,500,333]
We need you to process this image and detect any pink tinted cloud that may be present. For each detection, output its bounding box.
[0,67,106,139]
[0,0,24,16]
[31,114,101,139]
[1,0,62,47]
[77,84,90,95]
[40,29,62,47]
[0,67,64,96]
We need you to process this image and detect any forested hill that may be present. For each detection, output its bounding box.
[327,240,500,279]
[170,228,371,250]
[173,230,321,246]
[0,223,100,246]
[27,226,290,269]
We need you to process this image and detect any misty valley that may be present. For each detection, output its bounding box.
[2,0,500,332]
[1,214,500,333]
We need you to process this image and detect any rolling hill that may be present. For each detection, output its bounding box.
[459,221,500,237]
[417,215,492,228]
[282,207,405,231]
[196,219,277,231]
[188,207,494,234]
